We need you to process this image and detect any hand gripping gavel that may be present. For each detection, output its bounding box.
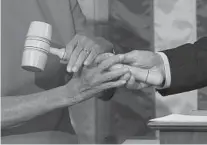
[21,21,67,72]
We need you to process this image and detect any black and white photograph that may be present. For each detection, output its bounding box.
[1,0,207,144]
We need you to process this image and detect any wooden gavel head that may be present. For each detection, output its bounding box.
[21,21,66,72]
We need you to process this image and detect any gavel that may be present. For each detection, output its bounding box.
[21,21,67,72]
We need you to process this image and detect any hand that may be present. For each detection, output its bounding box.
[118,50,165,89]
[95,53,132,82]
[64,34,113,73]
[110,64,164,90]
[103,50,165,90]
[64,54,130,104]
[94,51,165,90]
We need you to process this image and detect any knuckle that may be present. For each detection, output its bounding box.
[66,43,73,51]
[106,75,112,81]
[92,78,100,85]
[93,44,101,53]
[133,51,139,56]
[75,62,81,67]
[89,39,95,45]
[126,85,131,89]
[90,79,96,85]
[106,83,112,88]
[76,34,82,39]
[75,34,79,38]
[81,35,87,41]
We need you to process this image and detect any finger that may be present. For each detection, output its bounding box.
[84,43,102,66]
[109,64,126,71]
[72,50,88,72]
[126,76,148,90]
[95,79,127,92]
[65,35,80,61]
[98,54,124,71]
[94,53,115,64]
[135,82,151,90]
[127,66,164,86]
[95,68,129,84]
[126,75,136,89]
[67,36,86,72]
[110,64,148,83]
[126,81,150,90]
[72,41,94,72]
[60,60,68,64]
[84,49,97,66]
[73,80,126,103]
[120,72,131,81]
[68,69,125,104]
[147,68,164,86]
[122,51,136,64]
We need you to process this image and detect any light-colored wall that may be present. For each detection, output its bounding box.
[154,0,197,117]
[197,0,207,110]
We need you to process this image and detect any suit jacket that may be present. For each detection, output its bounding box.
[158,37,207,96]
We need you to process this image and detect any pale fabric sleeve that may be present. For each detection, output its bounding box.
[156,52,171,89]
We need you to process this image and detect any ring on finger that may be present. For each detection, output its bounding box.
[145,70,150,83]
[83,48,91,55]
[61,49,67,61]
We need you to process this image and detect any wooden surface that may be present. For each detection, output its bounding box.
[160,131,207,144]
[148,121,207,130]
[148,111,207,144]
[149,122,207,143]
[123,139,159,144]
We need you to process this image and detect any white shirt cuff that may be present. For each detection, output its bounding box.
[156,52,171,89]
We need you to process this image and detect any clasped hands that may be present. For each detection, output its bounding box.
[63,34,166,103]
[94,51,166,90]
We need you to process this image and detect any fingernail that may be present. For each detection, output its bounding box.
[126,72,131,77]
[119,54,124,60]
[122,80,126,84]
[84,61,88,65]
[67,67,71,72]
[124,68,129,71]
[72,67,77,72]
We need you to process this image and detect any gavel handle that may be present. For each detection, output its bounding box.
[49,47,67,63]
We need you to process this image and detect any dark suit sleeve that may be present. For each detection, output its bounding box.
[158,37,207,96]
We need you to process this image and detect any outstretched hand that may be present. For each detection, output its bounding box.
[64,54,130,104]
[95,51,166,90]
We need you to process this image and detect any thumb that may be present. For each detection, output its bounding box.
[128,66,164,86]
[122,51,136,64]
[94,53,115,64]
[110,64,163,86]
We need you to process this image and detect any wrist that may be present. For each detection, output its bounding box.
[45,86,72,109]
[61,78,85,106]
[47,79,80,109]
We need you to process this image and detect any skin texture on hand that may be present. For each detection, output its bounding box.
[96,51,165,90]
[63,54,130,105]
[64,34,113,73]
[121,50,165,88]
[110,64,164,90]
[1,54,129,129]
